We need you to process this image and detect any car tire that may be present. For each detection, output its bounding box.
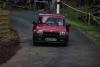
[33,41,39,46]
[33,38,36,46]
[63,37,69,46]
[33,41,35,46]
[33,39,39,46]
[63,41,68,46]
[33,35,37,46]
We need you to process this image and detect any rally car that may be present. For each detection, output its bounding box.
[33,13,70,46]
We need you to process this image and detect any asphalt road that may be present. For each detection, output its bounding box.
[0,11,100,67]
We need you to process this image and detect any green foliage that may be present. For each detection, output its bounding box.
[61,5,93,17]
[61,6,100,44]
[69,19,100,43]
[0,10,13,43]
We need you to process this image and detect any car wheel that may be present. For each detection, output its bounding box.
[33,41,36,46]
[63,41,68,46]
[33,39,39,46]
[63,37,69,46]
[33,38,36,46]
[33,41,39,46]
[33,41,35,46]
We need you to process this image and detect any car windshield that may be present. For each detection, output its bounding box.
[42,17,65,26]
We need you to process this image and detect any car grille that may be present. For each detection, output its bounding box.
[43,32,59,37]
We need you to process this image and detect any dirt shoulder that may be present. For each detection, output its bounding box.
[0,29,21,65]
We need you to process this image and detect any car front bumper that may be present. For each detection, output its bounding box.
[33,34,68,44]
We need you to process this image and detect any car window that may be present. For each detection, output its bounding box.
[42,17,66,26]
[42,16,49,23]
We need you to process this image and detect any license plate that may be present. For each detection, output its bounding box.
[45,38,57,41]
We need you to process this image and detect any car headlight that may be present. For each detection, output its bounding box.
[59,32,65,36]
[37,30,43,34]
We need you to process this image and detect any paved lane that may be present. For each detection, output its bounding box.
[0,11,100,67]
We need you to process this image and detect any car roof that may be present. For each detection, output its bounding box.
[39,13,65,19]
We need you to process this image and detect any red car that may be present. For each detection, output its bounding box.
[33,13,70,46]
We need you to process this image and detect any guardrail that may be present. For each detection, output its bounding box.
[62,1,100,27]
[0,10,10,38]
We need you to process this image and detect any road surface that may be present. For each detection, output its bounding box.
[0,11,100,67]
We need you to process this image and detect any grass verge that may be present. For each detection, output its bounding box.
[0,10,21,65]
[61,6,100,45]
[68,19,100,45]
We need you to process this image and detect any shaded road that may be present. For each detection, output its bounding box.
[0,11,100,67]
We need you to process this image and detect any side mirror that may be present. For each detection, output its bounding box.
[33,20,37,29]
[66,24,71,27]
[33,20,36,25]
[66,24,71,32]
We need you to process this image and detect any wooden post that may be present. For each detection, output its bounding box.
[29,0,32,9]
[48,0,52,12]
[88,13,91,25]
[34,0,36,10]
[56,0,60,14]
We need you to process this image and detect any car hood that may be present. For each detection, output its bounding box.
[36,24,66,32]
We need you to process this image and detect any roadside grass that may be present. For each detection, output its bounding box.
[0,10,20,65]
[0,10,18,45]
[68,19,100,43]
[61,6,100,45]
